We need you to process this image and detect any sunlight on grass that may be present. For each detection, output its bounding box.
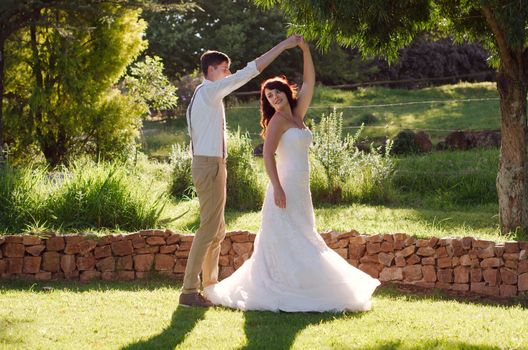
[155,199,512,242]
[0,280,526,349]
[142,82,501,156]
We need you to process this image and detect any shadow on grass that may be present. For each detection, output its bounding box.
[376,283,528,309]
[358,340,503,350]
[0,277,182,293]
[240,309,362,350]
[1,279,526,309]
[120,305,206,350]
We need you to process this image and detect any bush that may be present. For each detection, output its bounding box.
[46,159,169,231]
[369,37,495,88]
[169,143,194,198]
[226,130,265,210]
[0,165,49,232]
[309,155,331,203]
[311,109,394,204]
[392,129,419,155]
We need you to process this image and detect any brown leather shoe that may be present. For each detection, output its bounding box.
[179,292,213,308]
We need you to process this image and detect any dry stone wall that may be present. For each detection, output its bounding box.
[1,230,527,298]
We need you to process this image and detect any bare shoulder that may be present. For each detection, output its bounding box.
[267,112,289,135]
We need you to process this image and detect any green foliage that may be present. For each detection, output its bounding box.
[255,0,433,61]
[143,0,370,91]
[394,149,498,207]
[226,130,265,210]
[311,108,394,203]
[0,159,170,233]
[47,159,169,231]
[392,129,419,155]
[3,6,148,166]
[255,0,527,68]
[312,109,357,191]
[169,143,193,198]
[123,55,178,117]
[0,165,49,232]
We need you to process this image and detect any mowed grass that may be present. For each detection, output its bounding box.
[141,82,501,155]
[1,279,526,350]
[161,199,513,242]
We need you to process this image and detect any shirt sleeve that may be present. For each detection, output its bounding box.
[202,61,260,101]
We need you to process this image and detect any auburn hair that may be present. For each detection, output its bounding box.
[259,76,298,138]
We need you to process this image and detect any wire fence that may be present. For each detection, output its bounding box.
[231,71,496,97]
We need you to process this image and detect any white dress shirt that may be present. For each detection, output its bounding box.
[187,61,259,158]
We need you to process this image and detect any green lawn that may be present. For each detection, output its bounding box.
[160,199,516,242]
[142,82,500,156]
[1,279,526,350]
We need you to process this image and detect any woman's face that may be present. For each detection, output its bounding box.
[264,88,288,111]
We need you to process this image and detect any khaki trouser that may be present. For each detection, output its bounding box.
[182,156,227,294]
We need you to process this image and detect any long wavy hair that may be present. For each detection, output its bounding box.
[259,76,298,138]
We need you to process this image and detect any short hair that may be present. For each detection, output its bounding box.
[200,50,231,77]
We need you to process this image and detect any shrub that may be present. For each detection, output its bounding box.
[311,109,394,204]
[309,155,331,203]
[392,129,419,155]
[169,143,194,198]
[226,130,265,210]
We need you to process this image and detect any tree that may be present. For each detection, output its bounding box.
[123,55,178,118]
[143,0,370,91]
[256,0,527,235]
[3,4,147,165]
[0,0,194,164]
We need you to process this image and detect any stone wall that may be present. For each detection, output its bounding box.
[1,230,527,298]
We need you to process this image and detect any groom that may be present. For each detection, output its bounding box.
[179,35,301,307]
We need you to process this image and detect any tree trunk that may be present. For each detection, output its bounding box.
[496,64,528,234]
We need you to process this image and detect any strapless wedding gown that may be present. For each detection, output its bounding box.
[204,128,380,312]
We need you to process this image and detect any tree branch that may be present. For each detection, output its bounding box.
[482,5,515,74]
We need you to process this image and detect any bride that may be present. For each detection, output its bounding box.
[204,37,380,312]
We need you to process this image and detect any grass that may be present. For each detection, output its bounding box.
[159,199,521,242]
[141,82,500,155]
[1,279,526,349]
[393,148,499,206]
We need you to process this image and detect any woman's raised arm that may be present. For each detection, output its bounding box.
[294,38,315,120]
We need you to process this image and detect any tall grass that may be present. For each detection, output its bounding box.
[0,159,170,233]
[47,159,169,231]
[0,165,49,232]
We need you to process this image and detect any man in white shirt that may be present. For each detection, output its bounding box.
[180,35,302,307]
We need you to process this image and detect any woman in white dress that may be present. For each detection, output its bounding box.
[204,38,380,312]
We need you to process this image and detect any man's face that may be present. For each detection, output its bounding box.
[208,61,231,81]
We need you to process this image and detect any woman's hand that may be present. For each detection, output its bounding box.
[298,36,309,51]
[274,186,286,208]
[283,34,302,49]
